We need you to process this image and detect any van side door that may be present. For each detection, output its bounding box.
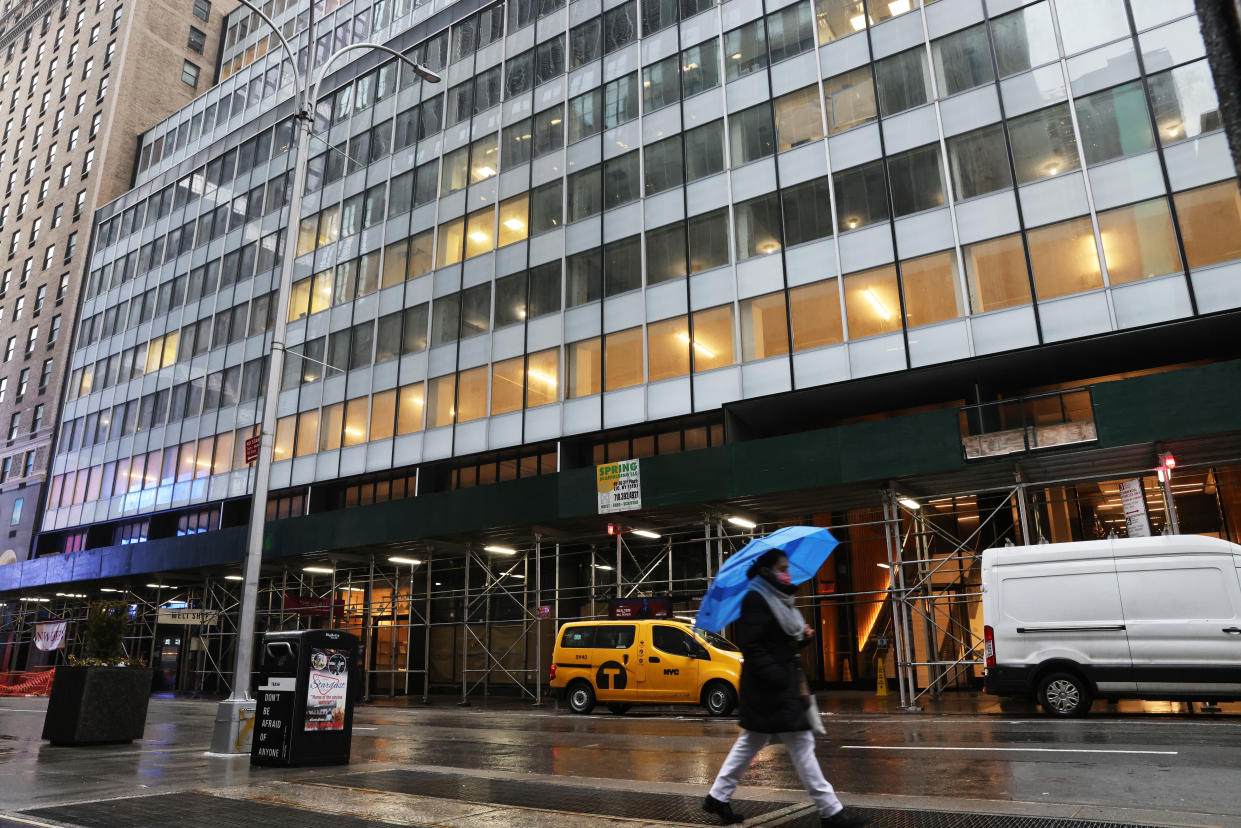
[646,625,703,701]
[593,624,642,701]
[1115,552,1241,698]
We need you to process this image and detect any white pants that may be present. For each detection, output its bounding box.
[709,729,843,817]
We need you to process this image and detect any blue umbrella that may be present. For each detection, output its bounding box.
[694,526,838,634]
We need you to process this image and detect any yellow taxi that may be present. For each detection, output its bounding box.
[549,619,742,716]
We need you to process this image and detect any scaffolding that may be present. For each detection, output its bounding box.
[6,453,1232,706]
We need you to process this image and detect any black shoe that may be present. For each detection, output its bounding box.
[821,807,870,827]
[703,794,744,824]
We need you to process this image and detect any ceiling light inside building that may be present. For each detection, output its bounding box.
[224,575,244,581]
[863,288,892,321]
[484,545,517,555]
[632,529,660,539]
[468,231,490,243]
[727,516,756,529]
[898,497,920,510]
[503,218,525,231]
[303,566,334,574]
[389,556,422,565]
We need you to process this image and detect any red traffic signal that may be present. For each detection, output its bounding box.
[606,523,615,535]
[1159,451,1176,471]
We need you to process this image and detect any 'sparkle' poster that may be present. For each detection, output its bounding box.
[304,647,348,731]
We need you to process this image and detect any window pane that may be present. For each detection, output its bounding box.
[427,374,456,427]
[644,134,684,195]
[492,356,525,414]
[729,104,775,166]
[604,2,637,53]
[410,230,434,277]
[498,195,529,246]
[901,250,966,327]
[1009,103,1080,184]
[605,235,642,296]
[689,209,730,272]
[823,65,876,135]
[1172,179,1241,269]
[437,217,465,267]
[734,193,783,260]
[1096,198,1182,284]
[789,279,843,350]
[527,348,560,406]
[341,398,368,447]
[766,2,815,64]
[495,271,527,327]
[888,143,945,216]
[963,233,1032,312]
[571,19,601,68]
[992,1,1059,78]
[947,123,1013,200]
[931,24,995,97]
[874,47,931,116]
[370,389,396,441]
[647,316,690,381]
[643,55,680,113]
[504,118,533,166]
[739,292,789,361]
[1027,216,1103,300]
[1148,60,1222,142]
[466,206,493,256]
[724,19,766,81]
[531,180,563,233]
[568,89,602,142]
[685,120,725,181]
[774,85,824,151]
[441,146,469,194]
[569,166,602,221]
[568,338,602,397]
[834,160,889,231]
[565,248,601,307]
[646,222,687,284]
[815,0,866,44]
[692,305,735,371]
[1076,81,1155,165]
[844,265,902,339]
[318,402,343,451]
[294,410,318,458]
[397,382,425,434]
[604,72,639,128]
[461,283,492,338]
[781,176,833,246]
[529,261,562,316]
[680,40,719,97]
[274,416,295,460]
[605,327,644,390]
[534,104,565,156]
[431,293,460,346]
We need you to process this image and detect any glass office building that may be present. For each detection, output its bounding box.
[37,0,1241,543]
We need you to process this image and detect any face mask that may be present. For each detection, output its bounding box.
[775,571,792,585]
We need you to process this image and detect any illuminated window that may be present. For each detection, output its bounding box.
[1097,198,1181,284]
[465,206,495,258]
[843,265,901,339]
[568,338,601,397]
[739,292,789,361]
[962,233,1032,312]
[295,410,319,457]
[526,348,560,407]
[428,374,457,427]
[605,327,644,391]
[343,397,368,446]
[273,416,295,460]
[436,217,465,267]
[900,250,967,327]
[1172,179,1241,269]
[1026,216,1102,300]
[319,403,344,452]
[498,195,529,247]
[397,383,425,434]
[491,357,525,415]
[691,305,736,371]
[370,389,397,440]
[647,316,690,382]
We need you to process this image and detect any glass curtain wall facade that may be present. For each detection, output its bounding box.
[43,0,1241,534]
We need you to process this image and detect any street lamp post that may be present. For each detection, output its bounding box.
[209,1,439,755]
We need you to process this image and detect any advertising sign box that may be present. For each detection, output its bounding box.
[251,629,359,767]
[608,597,670,619]
[597,460,642,514]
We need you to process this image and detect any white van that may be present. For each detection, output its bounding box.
[982,535,1241,715]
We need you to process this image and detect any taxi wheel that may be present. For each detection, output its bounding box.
[607,704,632,715]
[703,681,738,717]
[567,680,596,714]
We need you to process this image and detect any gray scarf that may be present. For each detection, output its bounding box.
[749,574,805,640]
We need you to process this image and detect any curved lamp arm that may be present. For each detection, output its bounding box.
[229,0,306,105]
[308,41,441,111]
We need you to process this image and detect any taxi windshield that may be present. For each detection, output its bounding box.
[694,629,740,652]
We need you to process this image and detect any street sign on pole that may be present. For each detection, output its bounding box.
[245,435,261,465]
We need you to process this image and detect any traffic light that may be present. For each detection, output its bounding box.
[1159,451,1176,471]
[606,523,615,536]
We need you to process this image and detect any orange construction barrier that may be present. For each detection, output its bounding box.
[0,668,55,696]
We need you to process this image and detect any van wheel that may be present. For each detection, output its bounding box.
[1038,672,1092,716]
[567,681,596,714]
[703,681,738,717]
[607,704,631,715]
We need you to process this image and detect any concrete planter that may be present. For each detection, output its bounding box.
[41,666,154,746]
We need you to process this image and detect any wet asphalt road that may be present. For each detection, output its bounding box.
[1,695,1239,823]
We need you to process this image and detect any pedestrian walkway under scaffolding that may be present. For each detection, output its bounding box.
[5,460,1233,709]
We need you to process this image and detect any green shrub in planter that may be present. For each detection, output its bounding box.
[42,601,154,746]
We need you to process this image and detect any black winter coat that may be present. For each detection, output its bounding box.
[736,590,811,733]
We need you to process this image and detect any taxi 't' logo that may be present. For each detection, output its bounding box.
[596,660,627,690]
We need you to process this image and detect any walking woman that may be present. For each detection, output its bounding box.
[703,549,869,827]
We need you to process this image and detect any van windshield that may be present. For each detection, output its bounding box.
[695,629,740,652]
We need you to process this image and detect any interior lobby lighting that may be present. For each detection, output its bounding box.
[503,218,525,231]
[484,545,517,555]
[468,231,490,243]
[727,516,757,529]
[389,556,422,565]
[475,166,496,177]
[303,566,334,574]
[898,497,920,510]
[864,289,892,321]
[632,529,660,539]
[888,0,910,14]
[850,14,866,30]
